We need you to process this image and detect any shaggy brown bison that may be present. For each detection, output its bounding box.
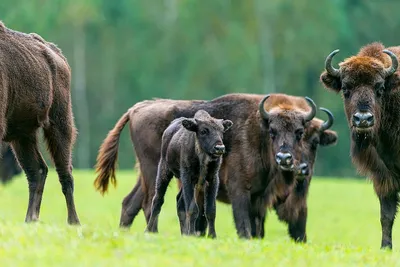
[176,108,337,241]
[0,143,22,184]
[321,42,400,249]
[94,93,317,238]
[0,21,80,224]
[147,110,233,238]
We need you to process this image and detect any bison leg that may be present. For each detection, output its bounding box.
[181,171,199,236]
[196,191,207,237]
[146,160,173,233]
[11,134,48,223]
[204,175,219,238]
[229,190,252,239]
[120,176,144,228]
[43,119,80,225]
[177,188,207,236]
[250,196,266,238]
[176,189,187,234]
[287,206,307,243]
[379,193,398,249]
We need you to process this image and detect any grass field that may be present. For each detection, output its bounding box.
[1,170,400,266]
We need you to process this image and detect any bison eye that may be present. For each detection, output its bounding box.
[269,128,277,139]
[295,129,304,141]
[375,83,385,97]
[342,87,350,99]
[311,138,319,149]
[200,128,209,136]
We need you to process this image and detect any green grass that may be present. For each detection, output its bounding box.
[1,170,400,266]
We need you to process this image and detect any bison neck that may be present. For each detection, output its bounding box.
[194,141,221,185]
[351,93,400,196]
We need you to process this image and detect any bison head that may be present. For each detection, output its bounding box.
[320,43,400,145]
[296,108,337,180]
[182,110,233,160]
[259,95,316,172]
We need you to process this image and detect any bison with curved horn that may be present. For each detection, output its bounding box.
[176,106,337,241]
[320,42,400,249]
[94,93,329,239]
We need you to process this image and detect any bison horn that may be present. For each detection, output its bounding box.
[319,107,334,132]
[259,94,270,121]
[325,49,340,78]
[304,97,316,122]
[382,49,398,78]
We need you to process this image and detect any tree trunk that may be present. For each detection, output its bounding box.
[254,0,276,93]
[164,0,177,25]
[102,29,115,115]
[72,25,90,168]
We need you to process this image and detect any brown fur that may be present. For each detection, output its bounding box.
[94,110,131,194]
[320,42,400,249]
[147,110,232,238]
[183,116,337,240]
[0,21,80,225]
[0,142,22,184]
[94,93,319,239]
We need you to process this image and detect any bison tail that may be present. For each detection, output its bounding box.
[94,110,131,195]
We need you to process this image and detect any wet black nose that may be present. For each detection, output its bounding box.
[352,112,374,128]
[275,152,293,166]
[298,163,309,177]
[214,144,225,154]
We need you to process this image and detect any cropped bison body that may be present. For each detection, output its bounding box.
[146,110,232,238]
[177,108,337,241]
[0,22,80,224]
[321,42,400,249]
[94,93,319,239]
[0,143,22,184]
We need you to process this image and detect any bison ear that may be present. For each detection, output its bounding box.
[385,73,400,91]
[222,120,233,132]
[320,71,341,93]
[182,119,198,132]
[319,129,338,146]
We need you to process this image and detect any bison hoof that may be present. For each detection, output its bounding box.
[381,241,393,250]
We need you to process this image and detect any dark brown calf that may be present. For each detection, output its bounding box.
[0,21,80,224]
[146,110,232,238]
[321,42,400,249]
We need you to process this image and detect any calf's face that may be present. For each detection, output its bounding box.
[182,110,233,159]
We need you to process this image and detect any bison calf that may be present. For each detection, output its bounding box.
[146,110,233,238]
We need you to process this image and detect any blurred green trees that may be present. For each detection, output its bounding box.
[1,0,400,177]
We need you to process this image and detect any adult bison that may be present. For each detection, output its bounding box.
[0,21,80,224]
[0,142,22,184]
[94,93,318,238]
[320,42,400,249]
[176,108,337,241]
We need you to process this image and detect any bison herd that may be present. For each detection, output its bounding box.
[1,21,400,250]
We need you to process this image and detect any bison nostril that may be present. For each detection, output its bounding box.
[214,145,225,154]
[366,115,374,123]
[353,114,361,126]
[300,163,308,170]
[276,152,293,165]
[353,112,374,128]
[299,163,309,174]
